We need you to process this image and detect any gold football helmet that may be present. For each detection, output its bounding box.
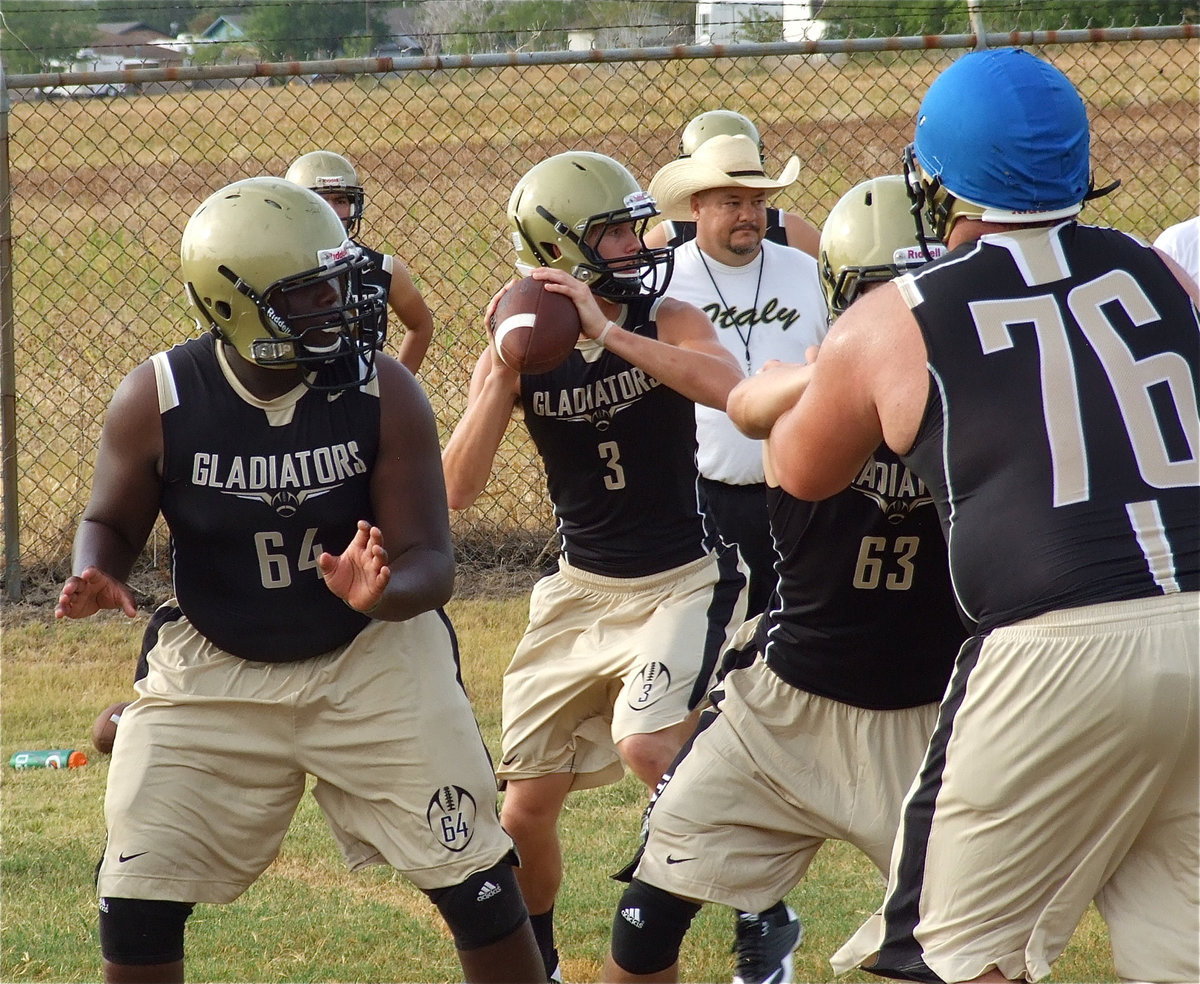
[180,177,385,390]
[820,174,945,315]
[507,151,673,300]
[285,150,366,238]
[679,110,762,159]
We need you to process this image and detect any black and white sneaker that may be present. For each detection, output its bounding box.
[732,905,802,984]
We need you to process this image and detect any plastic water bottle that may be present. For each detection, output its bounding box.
[8,749,88,769]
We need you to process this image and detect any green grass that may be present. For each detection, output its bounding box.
[1,599,1119,983]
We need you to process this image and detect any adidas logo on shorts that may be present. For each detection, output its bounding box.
[476,881,501,902]
[621,906,645,929]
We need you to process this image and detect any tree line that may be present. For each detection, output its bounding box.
[1,1,1192,73]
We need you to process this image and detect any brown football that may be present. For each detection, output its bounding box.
[91,700,133,754]
[491,276,581,374]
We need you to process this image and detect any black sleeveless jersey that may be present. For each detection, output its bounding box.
[665,207,789,249]
[900,221,1200,632]
[357,242,393,335]
[519,296,707,577]
[155,334,378,661]
[760,448,965,709]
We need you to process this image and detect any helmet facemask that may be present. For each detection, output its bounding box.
[902,143,958,259]
[509,154,675,302]
[822,261,906,316]
[521,198,673,301]
[313,183,366,239]
[194,240,386,392]
[248,241,383,392]
[822,173,946,315]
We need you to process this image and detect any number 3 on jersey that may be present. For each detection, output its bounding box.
[254,528,323,589]
[598,440,627,490]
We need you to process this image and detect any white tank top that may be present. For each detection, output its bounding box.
[668,238,829,484]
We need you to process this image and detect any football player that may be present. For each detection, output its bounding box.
[773,48,1198,984]
[57,177,545,984]
[601,174,962,984]
[286,150,435,375]
[443,150,751,982]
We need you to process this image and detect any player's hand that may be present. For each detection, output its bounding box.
[55,567,138,620]
[318,520,391,615]
[484,280,521,376]
[529,267,608,340]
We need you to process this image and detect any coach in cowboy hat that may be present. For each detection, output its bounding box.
[613,131,827,977]
[647,133,828,616]
[644,118,821,256]
[650,132,801,223]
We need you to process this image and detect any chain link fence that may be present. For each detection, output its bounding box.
[2,26,1197,600]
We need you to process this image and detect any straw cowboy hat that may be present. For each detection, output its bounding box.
[648,133,801,221]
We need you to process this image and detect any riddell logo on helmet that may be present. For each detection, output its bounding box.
[624,190,656,216]
[318,243,356,266]
[894,244,945,263]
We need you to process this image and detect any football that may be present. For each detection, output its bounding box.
[91,700,133,754]
[491,276,581,374]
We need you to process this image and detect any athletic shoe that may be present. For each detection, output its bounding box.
[548,960,563,983]
[731,905,802,984]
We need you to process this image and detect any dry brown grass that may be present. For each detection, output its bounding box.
[5,41,1197,581]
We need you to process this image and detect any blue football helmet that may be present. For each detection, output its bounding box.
[906,48,1092,242]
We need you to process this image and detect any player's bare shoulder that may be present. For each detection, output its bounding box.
[654,295,718,341]
[104,358,164,437]
[373,351,435,421]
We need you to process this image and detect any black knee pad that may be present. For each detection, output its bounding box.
[99,897,194,965]
[609,878,701,975]
[426,860,529,951]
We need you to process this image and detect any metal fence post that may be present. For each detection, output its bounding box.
[968,1,988,48]
[0,57,21,602]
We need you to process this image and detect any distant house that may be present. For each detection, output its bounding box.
[42,20,183,97]
[198,16,247,45]
[566,17,689,51]
[695,1,827,44]
[93,22,185,65]
[373,34,425,58]
[96,21,163,39]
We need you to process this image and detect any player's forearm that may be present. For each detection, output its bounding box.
[600,327,744,410]
[727,364,813,439]
[442,374,515,509]
[394,315,435,375]
[70,517,148,583]
[367,546,455,621]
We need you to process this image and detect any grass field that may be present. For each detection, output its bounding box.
[1,597,1118,983]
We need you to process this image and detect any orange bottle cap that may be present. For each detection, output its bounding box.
[67,751,88,768]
